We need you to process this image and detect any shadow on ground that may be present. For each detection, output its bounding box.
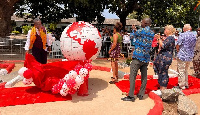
[71,78,108,103]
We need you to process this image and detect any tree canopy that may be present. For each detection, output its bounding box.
[136,0,200,28]
[14,0,108,24]
[1,0,200,37]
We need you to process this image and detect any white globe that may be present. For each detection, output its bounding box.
[60,21,102,60]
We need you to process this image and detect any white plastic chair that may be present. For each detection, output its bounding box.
[50,40,62,58]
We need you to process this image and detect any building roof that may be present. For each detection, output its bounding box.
[11,14,141,26]
[61,18,141,26]
[91,18,141,26]
[11,15,32,22]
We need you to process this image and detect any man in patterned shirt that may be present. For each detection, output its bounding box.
[121,18,155,102]
[176,24,196,89]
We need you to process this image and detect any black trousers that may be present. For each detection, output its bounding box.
[32,47,47,64]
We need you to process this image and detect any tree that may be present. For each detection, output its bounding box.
[127,11,138,19]
[107,0,200,29]
[0,0,107,37]
[14,0,73,24]
[137,0,200,28]
[107,0,139,31]
[0,0,20,37]
[62,0,108,24]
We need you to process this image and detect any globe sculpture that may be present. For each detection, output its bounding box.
[60,21,102,60]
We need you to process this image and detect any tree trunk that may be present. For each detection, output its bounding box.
[119,15,127,32]
[0,0,20,37]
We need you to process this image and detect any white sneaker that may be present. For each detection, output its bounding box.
[5,75,24,88]
[152,90,162,96]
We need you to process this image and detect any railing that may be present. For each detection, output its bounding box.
[0,37,132,60]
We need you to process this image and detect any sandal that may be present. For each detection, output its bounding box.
[109,81,117,84]
[111,76,118,79]
[109,77,118,84]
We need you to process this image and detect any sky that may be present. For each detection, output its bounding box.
[102,9,119,19]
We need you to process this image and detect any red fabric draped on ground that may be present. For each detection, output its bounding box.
[0,86,72,107]
[115,75,200,94]
[23,54,89,95]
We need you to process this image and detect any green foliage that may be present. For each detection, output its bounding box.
[13,0,200,30]
[49,23,57,31]
[127,11,138,19]
[125,58,132,65]
[107,0,138,30]
[14,0,107,24]
[11,31,20,34]
[22,25,32,35]
[138,0,200,28]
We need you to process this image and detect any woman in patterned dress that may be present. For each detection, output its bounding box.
[108,22,123,84]
[153,25,176,90]
[193,28,200,78]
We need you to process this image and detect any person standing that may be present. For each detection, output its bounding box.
[25,18,51,64]
[153,25,176,90]
[193,28,200,78]
[108,22,123,84]
[150,35,158,61]
[176,24,196,89]
[121,18,154,101]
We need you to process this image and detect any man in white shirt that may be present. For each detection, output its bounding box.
[25,18,51,64]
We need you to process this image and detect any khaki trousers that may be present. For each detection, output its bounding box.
[177,58,190,89]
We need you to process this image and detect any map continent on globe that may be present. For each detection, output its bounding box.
[60,21,102,60]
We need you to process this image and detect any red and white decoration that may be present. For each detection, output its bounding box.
[60,21,102,60]
[0,63,15,76]
[51,64,91,96]
[19,61,92,96]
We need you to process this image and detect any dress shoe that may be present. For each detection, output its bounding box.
[121,96,135,102]
[137,95,144,100]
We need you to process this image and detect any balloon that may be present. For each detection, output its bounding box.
[73,84,80,90]
[62,83,69,91]
[18,67,28,77]
[63,74,70,81]
[75,75,84,86]
[68,70,78,79]
[60,89,68,96]
[68,88,77,95]
[60,21,102,60]
[22,77,33,85]
[66,79,76,89]
[52,85,59,94]
[74,64,83,74]
[79,68,88,78]
[23,69,34,79]
[52,79,65,94]
[0,69,8,76]
[84,63,92,71]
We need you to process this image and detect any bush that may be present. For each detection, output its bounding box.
[22,25,32,35]
[11,31,20,34]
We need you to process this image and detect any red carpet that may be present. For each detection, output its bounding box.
[115,75,200,95]
[0,86,72,107]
